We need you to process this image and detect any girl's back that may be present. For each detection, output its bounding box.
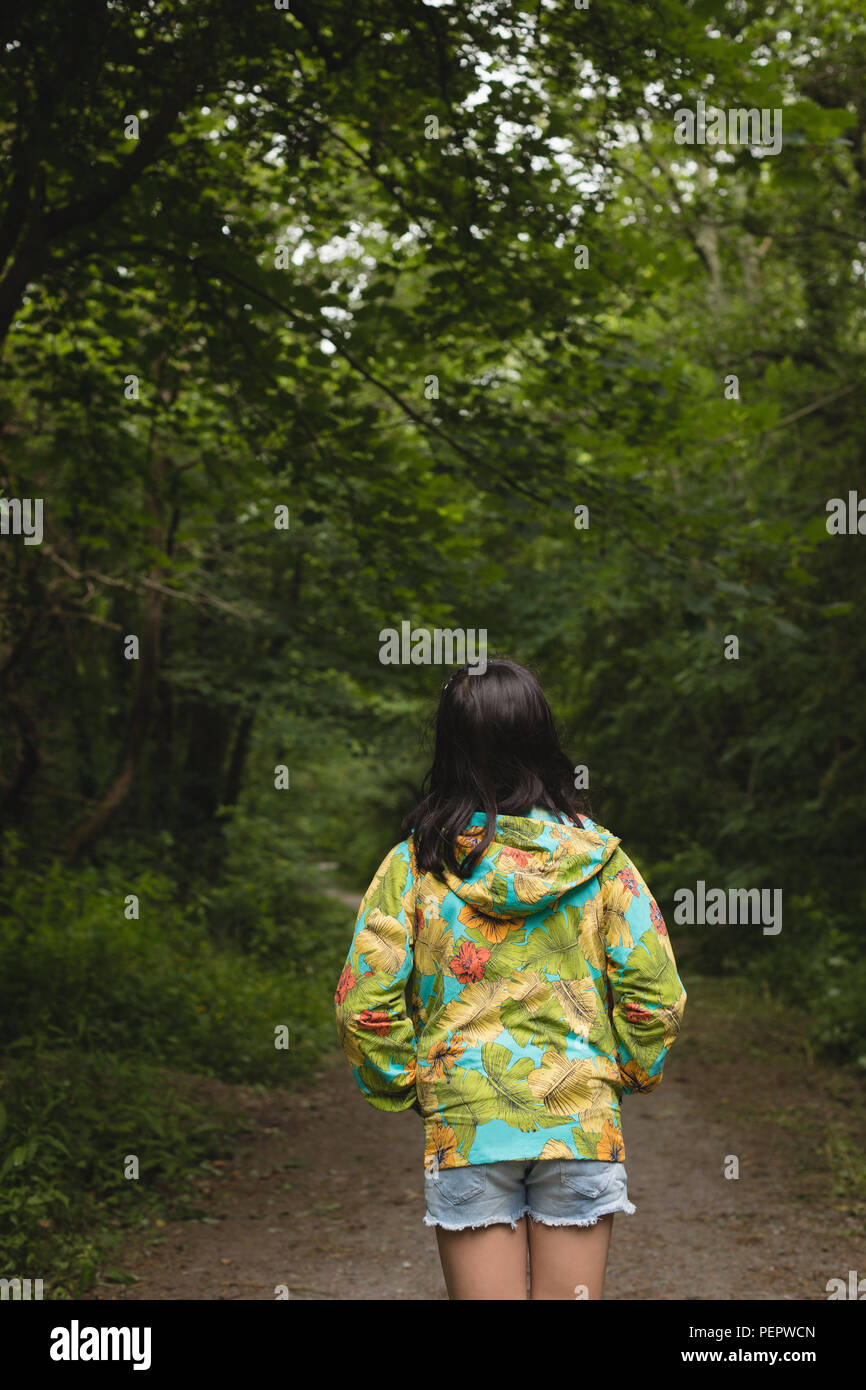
[336,806,685,1173]
[334,658,686,1299]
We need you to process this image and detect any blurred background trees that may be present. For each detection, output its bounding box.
[1,0,864,1287]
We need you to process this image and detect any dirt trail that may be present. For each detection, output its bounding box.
[84,1050,860,1302]
[85,891,864,1301]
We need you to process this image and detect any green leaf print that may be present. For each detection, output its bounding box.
[570,1125,604,1159]
[378,855,409,919]
[621,937,680,1000]
[498,990,567,1049]
[356,910,408,974]
[434,1061,498,1131]
[623,1030,666,1073]
[450,1110,477,1159]
[436,977,512,1045]
[413,915,454,977]
[524,907,593,979]
[481,1041,564,1132]
[353,1028,399,1076]
[355,848,412,927]
[356,1061,411,1112]
[466,935,526,979]
[501,818,547,847]
[598,848,626,885]
[551,975,605,1039]
[479,869,511,910]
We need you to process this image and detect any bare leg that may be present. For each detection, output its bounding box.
[527,1212,614,1300]
[434,1217,529,1300]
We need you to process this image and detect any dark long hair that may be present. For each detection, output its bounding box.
[402,657,592,878]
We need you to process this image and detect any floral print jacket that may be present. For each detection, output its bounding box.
[334,810,686,1172]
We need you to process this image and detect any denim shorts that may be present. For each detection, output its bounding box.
[423,1157,635,1231]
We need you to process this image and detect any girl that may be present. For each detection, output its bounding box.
[335,658,686,1300]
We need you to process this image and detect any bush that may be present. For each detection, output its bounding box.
[0,1047,236,1297]
[0,831,354,1291]
[0,834,349,1082]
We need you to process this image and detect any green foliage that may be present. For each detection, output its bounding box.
[0,833,351,1289]
[0,1047,235,1298]
[2,0,866,1292]
[0,834,348,1080]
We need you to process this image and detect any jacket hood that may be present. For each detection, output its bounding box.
[440,811,621,919]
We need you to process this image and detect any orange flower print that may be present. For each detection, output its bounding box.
[457,825,487,850]
[456,826,488,864]
[420,1033,467,1082]
[458,902,521,944]
[425,1120,463,1171]
[547,820,575,843]
[596,1118,625,1162]
[617,865,641,896]
[337,830,686,1175]
[624,1000,652,1025]
[357,1008,391,1036]
[650,900,667,936]
[449,939,491,983]
[497,847,532,872]
[619,1058,655,1093]
[334,964,356,1005]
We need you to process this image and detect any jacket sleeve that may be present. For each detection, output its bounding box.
[334,838,419,1113]
[600,846,686,1096]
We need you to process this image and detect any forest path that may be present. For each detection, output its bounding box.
[83,1053,859,1302]
[85,890,864,1301]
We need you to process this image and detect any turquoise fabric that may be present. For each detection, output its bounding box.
[335,811,686,1170]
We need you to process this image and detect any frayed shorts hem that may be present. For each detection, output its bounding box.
[423,1198,636,1233]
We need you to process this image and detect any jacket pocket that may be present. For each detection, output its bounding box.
[557,1159,620,1198]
